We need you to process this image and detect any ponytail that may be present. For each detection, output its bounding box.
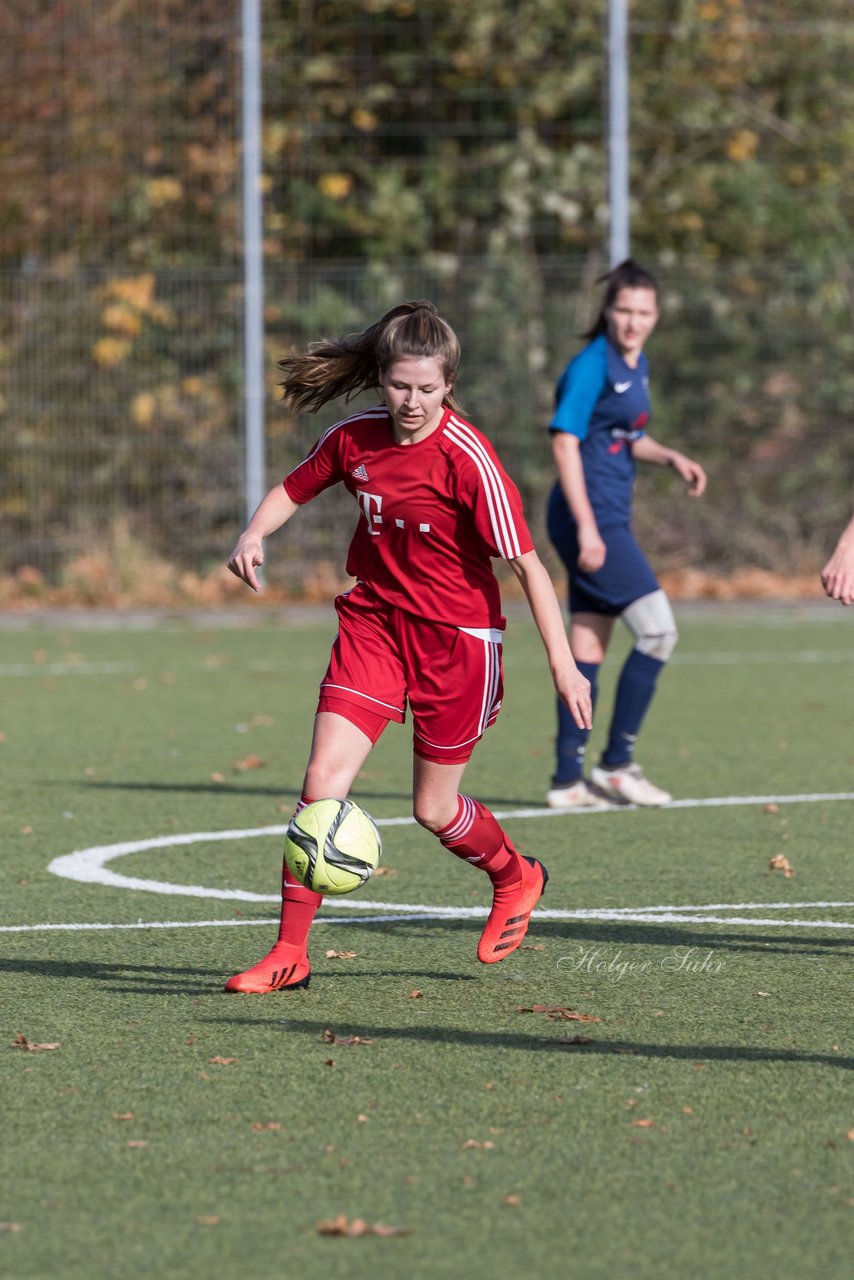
[278,300,463,413]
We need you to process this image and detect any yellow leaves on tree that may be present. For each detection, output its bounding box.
[727,129,759,163]
[146,177,183,209]
[318,172,353,200]
[92,337,132,368]
[91,274,175,369]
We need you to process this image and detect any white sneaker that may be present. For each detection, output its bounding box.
[591,763,672,807]
[545,779,611,810]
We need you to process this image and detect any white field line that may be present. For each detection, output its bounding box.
[3,649,854,679]
[21,789,854,935]
[0,661,138,677]
[46,788,854,904]
[2,909,854,934]
[670,649,854,665]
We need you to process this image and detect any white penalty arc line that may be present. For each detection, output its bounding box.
[46,789,854,906]
[29,789,854,935]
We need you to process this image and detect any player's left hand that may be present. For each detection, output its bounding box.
[821,548,854,605]
[671,452,707,497]
[558,670,593,731]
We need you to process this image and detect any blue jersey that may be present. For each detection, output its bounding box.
[549,333,650,529]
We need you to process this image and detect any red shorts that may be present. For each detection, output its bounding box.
[317,583,504,764]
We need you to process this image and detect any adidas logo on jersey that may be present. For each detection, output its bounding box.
[351,463,369,482]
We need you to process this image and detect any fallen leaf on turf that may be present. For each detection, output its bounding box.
[504,1195,521,1206]
[521,944,545,951]
[112,1112,135,1121]
[210,772,226,783]
[769,853,795,877]
[846,1129,854,1141]
[357,1114,369,1123]
[321,1029,373,1046]
[0,1223,22,1232]
[233,754,265,771]
[461,1139,495,1149]
[317,1216,358,1236]
[323,1059,336,1067]
[407,989,423,999]
[611,1047,639,1055]
[316,1214,410,1237]
[764,803,780,814]
[756,991,772,997]
[372,866,397,877]
[518,1005,600,1022]
[127,1140,148,1148]
[11,1034,60,1052]
[208,1056,237,1065]
[251,1122,282,1132]
[551,1035,594,1046]
[631,1118,655,1128]
[196,1216,220,1226]
[325,949,358,959]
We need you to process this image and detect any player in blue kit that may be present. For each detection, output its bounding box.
[545,260,707,809]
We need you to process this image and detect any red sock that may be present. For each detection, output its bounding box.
[277,794,322,950]
[436,795,521,888]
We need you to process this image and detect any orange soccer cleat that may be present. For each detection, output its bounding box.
[477,855,549,964]
[223,942,311,993]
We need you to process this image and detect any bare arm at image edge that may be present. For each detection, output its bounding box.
[821,513,854,605]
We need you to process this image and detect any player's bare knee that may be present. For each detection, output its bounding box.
[621,590,679,663]
[413,804,442,834]
[304,765,348,799]
[413,796,459,834]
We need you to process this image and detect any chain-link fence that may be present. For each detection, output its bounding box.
[2,2,852,593]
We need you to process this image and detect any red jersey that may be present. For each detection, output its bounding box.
[283,405,534,628]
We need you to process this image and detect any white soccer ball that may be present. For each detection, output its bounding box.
[284,798,382,896]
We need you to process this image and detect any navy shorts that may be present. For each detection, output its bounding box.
[547,488,659,617]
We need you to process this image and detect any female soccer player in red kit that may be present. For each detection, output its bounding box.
[224,301,592,993]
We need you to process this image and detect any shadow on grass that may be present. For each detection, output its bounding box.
[0,954,478,996]
[199,1011,854,1072]
[311,912,854,958]
[42,778,545,810]
[0,955,218,995]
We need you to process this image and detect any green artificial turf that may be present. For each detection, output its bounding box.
[1,605,852,1279]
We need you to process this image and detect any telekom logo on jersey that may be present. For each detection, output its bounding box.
[356,490,431,537]
[357,490,384,535]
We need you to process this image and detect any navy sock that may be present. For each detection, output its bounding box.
[602,649,664,767]
[553,660,599,785]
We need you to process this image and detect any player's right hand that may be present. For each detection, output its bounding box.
[227,535,264,591]
[577,527,606,573]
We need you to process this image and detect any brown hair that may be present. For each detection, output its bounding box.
[582,258,659,340]
[278,300,463,414]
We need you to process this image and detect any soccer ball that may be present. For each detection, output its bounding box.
[284,798,382,896]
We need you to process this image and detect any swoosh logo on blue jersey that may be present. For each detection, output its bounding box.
[614,381,632,393]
